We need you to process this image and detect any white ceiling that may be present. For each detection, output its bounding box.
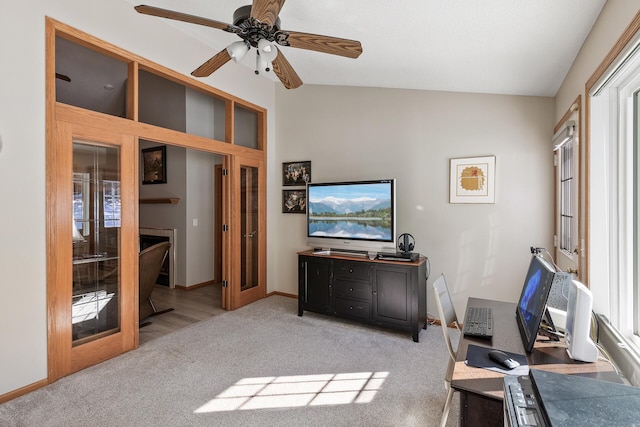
[125,0,607,96]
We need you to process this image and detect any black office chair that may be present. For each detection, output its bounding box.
[139,241,173,326]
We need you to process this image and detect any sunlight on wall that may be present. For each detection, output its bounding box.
[194,371,389,413]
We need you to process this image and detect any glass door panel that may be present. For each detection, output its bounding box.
[230,155,265,309]
[241,165,259,291]
[72,143,121,345]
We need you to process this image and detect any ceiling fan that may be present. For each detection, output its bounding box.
[134,1,363,89]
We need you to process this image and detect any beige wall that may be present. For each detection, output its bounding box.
[555,0,638,123]
[273,85,555,318]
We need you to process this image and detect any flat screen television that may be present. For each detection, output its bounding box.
[306,179,397,255]
[515,255,557,352]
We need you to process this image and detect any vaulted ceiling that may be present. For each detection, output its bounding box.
[122,0,606,96]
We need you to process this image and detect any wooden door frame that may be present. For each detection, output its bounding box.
[214,165,223,287]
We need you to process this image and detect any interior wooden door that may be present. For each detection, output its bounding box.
[48,120,137,381]
[229,155,266,309]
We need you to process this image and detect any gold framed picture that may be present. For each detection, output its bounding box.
[449,156,495,204]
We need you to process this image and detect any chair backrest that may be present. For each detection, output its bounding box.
[139,242,171,318]
[433,274,459,363]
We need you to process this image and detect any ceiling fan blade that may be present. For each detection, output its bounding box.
[272,49,302,89]
[135,5,236,31]
[280,31,362,59]
[191,49,232,77]
[250,0,286,27]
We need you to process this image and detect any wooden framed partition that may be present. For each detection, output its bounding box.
[46,18,268,381]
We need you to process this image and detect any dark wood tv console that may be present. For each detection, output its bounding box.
[297,250,428,342]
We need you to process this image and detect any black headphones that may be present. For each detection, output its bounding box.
[398,233,415,254]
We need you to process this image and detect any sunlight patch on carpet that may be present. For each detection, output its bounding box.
[194,371,388,413]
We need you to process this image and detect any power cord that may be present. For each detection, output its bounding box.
[596,344,620,376]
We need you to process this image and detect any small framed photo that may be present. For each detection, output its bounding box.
[283,161,311,186]
[449,155,496,203]
[282,189,307,213]
[142,146,167,185]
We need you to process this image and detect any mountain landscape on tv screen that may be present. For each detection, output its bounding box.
[309,196,390,216]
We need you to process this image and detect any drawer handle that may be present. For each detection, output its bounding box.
[350,306,353,310]
[349,269,353,273]
[350,288,353,292]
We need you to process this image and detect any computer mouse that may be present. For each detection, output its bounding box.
[488,349,520,370]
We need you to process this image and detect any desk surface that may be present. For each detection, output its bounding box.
[451,297,621,401]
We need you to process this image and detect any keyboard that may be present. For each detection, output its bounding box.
[463,306,493,339]
[504,374,546,426]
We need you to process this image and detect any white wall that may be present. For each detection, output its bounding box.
[139,142,188,285]
[0,0,275,396]
[185,150,218,286]
[273,85,555,318]
[139,145,220,288]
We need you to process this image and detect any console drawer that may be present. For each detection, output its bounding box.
[334,298,370,319]
[333,261,371,281]
[334,280,371,300]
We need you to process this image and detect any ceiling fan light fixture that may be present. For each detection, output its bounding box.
[257,38,278,62]
[227,40,249,62]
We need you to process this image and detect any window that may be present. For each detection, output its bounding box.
[103,180,121,228]
[73,174,121,231]
[554,121,577,257]
[589,34,640,351]
[553,115,579,280]
[73,172,90,236]
[559,141,575,253]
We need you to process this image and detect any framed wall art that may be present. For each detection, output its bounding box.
[282,161,311,186]
[142,145,167,185]
[449,155,495,204]
[282,189,307,213]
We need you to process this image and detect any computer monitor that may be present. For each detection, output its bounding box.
[515,255,557,352]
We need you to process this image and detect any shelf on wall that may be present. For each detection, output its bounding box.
[139,198,180,204]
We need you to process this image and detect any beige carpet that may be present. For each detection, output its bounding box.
[0,295,459,426]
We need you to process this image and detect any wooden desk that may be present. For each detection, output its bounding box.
[451,297,621,426]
